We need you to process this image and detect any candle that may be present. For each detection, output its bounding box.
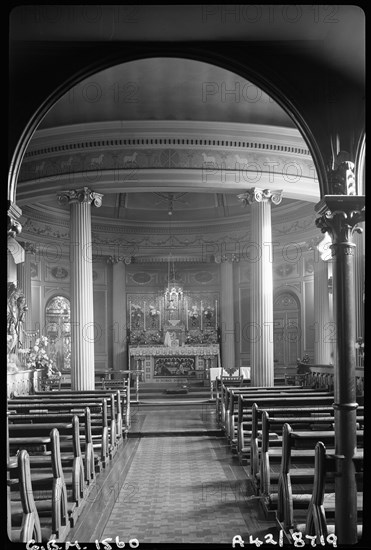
[215,300,218,328]
[201,300,203,330]
[144,301,146,330]
[185,297,188,330]
[129,301,132,330]
[159,300,161,329]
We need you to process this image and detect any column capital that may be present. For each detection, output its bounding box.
[107,255,132,265]
[315,195,365,254]
[18,241,38,255]
[58,187,103,207]
[237,188,283,207]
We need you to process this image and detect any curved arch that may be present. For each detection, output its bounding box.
[8,46,326,206]
[273,288,301,309]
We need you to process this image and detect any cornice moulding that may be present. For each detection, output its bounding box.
[27,120,310,153]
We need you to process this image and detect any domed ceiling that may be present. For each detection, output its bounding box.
[19,56,319,248]
[38,57,296,129]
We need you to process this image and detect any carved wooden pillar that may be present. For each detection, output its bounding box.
[315,161,365,545]
[58,187,103,390]
[238,188,283,386]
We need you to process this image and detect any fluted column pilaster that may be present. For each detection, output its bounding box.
[112,260,128,372]
[313,237,333,364]
[220,260,235,371]
[58,187,103,390]
[238,188,283,386]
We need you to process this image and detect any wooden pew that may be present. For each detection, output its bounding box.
[9,428,72,541]
[247,404,337,470]
[8,396,116,465]
[224,386,331,436]
[276,424,363,538]
[8,449,42,543]
[215,377,246,421]
[228,390,333,450]
[247,403,364,473]
[257,412,363,502]
[235,393,335,455]
[219,383,292,428]
[8,417,87,527]
[294,441,363,543]
[8,416,86,514]
[9,392,122,447]
[32,388,131,434]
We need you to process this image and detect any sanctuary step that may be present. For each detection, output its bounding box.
[134,381,212,402]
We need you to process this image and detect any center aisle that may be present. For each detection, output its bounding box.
[99,404,279,545]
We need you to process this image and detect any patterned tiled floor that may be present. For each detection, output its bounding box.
[101,424,278,544]
[131,406,217,433]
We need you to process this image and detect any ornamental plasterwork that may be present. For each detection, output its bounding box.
[91,231,249,248]
[22,218,70,240]
[273,214,316,236]
[19,148,316,181]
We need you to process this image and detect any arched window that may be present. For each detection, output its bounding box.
[45,296,71,372]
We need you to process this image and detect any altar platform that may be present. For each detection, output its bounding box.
[128,344,220,385]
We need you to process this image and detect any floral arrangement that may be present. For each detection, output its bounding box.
[185,331,203,344]
[203,306,214,320]
[24,336,56,376]
[188,306,199,320]
[131,304,143,319]
[149,305,160,317]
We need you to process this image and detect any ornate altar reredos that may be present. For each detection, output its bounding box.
[127,291,220,383]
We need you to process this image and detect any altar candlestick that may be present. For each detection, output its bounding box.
[215,300,218,328]
[144,302,146,330]
[159,301,162,329]
[129,301,132,330]
[201,300,203,330]
[185,297,188,330]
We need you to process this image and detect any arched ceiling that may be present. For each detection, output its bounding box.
[39,57,295,129]
[18,56,319,247]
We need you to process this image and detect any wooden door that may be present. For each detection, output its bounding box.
[273,292,301,367]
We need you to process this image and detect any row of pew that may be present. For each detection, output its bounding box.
[216,377,364,544]
[7,387,130,543]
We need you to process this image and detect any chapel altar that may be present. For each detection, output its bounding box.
[127,283,220,384]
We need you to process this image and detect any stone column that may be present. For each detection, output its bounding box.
[111,259,128,373]
[238,188,283,386]
[313,236,333,364]
[315,165,364,544]
[58,187,103,390]
[220,260,235,371]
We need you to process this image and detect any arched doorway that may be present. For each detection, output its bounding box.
[273,291,301,369]
[45,295,71,373]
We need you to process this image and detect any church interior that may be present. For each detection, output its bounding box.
[7,5,365,547]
